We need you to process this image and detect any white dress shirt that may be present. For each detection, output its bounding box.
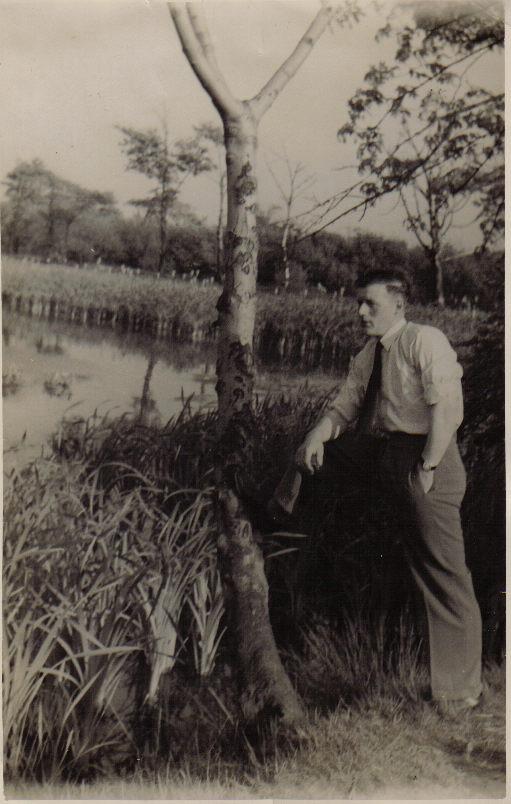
[327,319,464,435]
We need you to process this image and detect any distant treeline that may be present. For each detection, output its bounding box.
[1,159,503,310]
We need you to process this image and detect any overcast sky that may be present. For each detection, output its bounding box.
[0,0,504,249]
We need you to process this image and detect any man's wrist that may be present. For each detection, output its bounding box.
[421,456,437,472]
[307,417,332,444]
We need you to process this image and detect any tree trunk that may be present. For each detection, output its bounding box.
[216,172,226,282]
[433,252,445,307]
[281,219,291,291]
[158,190,167,273]
[168,0,334,725]
[214,108,303,723]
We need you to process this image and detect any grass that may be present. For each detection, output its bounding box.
[2,273,503,790]
[2,255,484,373]
[3,395,505,790]
[5,653,505,798]
[3,452,222,782]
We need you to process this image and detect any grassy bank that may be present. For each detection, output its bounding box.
[5,661,506,798]
[3,258,503,790]
[2,255,484,373]
[3,437,506,794]
[3,366,505,787]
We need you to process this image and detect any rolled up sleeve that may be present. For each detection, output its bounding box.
[413,327,463,411]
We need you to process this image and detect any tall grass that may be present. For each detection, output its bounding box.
[2,255,483,373]
[3,301,503,783]
[3,456,224,781]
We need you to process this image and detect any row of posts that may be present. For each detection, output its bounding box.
[2,290,353,372]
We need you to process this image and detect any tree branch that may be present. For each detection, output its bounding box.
[249,4,334,121]
[168,3,241,119]
[186,4,223,76]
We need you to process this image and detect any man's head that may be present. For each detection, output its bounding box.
[355,268,409,337]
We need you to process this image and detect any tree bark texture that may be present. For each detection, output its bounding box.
[169,1,333,724]
[213,110,304,722]
[215,110,257,431]
[433,252,445,307]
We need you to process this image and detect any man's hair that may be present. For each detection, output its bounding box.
[356,268,411,301]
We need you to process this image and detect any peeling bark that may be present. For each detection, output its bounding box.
[168,2,333,723]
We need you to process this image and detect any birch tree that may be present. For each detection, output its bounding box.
[168,1,359,723]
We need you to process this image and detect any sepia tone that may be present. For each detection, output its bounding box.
[1,0,504,798]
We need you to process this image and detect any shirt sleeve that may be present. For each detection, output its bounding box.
[327,343,372,426]
[412,326,463,406]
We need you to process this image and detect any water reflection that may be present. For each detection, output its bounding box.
[132,351,161,426]
[3,311,339,469]
[2,311,218,468]
[2,367,23,398]
[43,372,73,399]
[36,335,65,355]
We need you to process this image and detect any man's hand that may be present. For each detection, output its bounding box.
[415,463,435,494]
[295,434,324,475]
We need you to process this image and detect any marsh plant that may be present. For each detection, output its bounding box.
[3,256,482,374]
[3,304,504,783]
[3,456,224,781]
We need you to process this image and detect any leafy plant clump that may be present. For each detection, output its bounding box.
[3,457,226,782]
[3,305,503,782]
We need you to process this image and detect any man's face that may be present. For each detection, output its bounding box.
[357,282,404,337]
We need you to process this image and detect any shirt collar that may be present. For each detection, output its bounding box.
[379,318,407,352]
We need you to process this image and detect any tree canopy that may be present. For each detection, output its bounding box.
[338,0,504,303]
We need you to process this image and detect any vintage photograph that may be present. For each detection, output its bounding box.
[1,0,505,798]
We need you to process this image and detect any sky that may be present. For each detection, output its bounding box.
[0,0,504,250]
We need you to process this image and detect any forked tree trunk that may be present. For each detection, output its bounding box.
[214,109,303,722]
[169,1,334,723]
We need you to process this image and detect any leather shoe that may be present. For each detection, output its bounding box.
[434,695,480,719]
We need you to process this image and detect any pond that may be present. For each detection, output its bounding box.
[3,311,338,470]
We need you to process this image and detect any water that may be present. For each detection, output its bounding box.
[2,312,338,470]
[2,313,221,470]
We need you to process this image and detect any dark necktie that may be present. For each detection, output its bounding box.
[357,340,383,434]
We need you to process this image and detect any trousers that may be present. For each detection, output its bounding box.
[299,431,482,702]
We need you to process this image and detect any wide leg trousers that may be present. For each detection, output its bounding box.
[301,431,482,702]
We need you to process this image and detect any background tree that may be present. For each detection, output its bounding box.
[267,155,316,290]
[169,0,361,724]
[2,160,48,254]
[192,122,227,280]
[2,160,116,261]
[117,124,213,272]
[339,0,504,305]
[44,179,117,262]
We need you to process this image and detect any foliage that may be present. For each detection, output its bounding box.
[117,125,213,272]
[2,160,115,261]
[458,311,504,656]
[3,455,224,781]
[339,1,504,302]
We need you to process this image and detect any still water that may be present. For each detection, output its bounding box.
[3,312,337,470]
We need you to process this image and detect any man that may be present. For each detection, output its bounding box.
[273,267,482,715]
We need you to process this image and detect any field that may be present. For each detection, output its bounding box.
[2,256,504,794]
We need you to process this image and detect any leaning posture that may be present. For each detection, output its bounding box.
[285,268,482,714]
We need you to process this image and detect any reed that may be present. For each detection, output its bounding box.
[3,455,223,780]
[2,255,483,373]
